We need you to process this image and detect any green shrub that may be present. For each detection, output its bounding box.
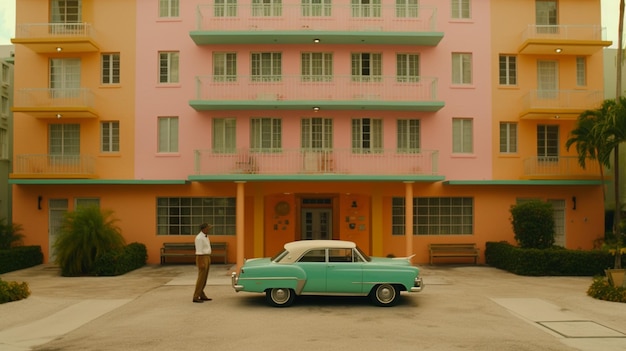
[0,246,44,274]
[485,241,620,276]
[0,278,31,304]
[510,200,555,249]
[0,218,24,250]
[588,276,626,303]
[92,242,148,276]
[54,206,126,277]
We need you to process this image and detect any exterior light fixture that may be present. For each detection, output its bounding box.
[56,113,62,119]
[313,38,320,43]
[555,48,562,53]
[313,107,320,112]
[351,200,358,208]
[56,47,62,52]
[554,115,560,119]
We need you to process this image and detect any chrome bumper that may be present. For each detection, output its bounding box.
[410,276,424,293]
[231,272,244,292]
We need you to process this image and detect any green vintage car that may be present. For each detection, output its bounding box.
[231,240,424,307]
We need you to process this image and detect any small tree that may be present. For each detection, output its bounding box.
[53,206,126,276]
[0,219,24,250]
[510,200,555,249]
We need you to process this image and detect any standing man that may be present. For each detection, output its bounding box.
[193,223,213,303]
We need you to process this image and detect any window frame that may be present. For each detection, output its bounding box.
[213,52,237,82]
[397,119,420,153]
[352,118,383,153]
[396,53,420,83]
[301,117,333,150]
[213,118,237,154]
[158,51,180,84]
[451,0,471,19]
[301,52,333,82]
[251,52,282,82]
[452,53,472,85]
[159,0,180,18]
[452,118,473,154]
[392,197,474,235]
[101,53,120,85]
[156,197,237,235]
[499,122,518,154]
[498,55,517,86]
[351,53,382,82]
[101,121,120,153]
[250,117,282,152]
[158,116,179,153]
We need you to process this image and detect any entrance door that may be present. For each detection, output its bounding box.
[301,208,332,240]
[48,198,68,262]
[548,199,566,247]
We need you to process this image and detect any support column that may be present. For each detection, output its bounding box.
[404,181,414,258]
[235,181,246,271]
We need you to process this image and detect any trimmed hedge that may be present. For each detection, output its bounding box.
[92,242,148,276]
[0,246,44,274]
[485,241,623,276]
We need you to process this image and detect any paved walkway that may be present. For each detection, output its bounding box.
[1,264,626,351]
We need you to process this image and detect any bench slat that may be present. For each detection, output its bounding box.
[160,242,228,264]
[429,243,479,265]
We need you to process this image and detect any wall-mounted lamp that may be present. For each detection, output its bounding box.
[313,38,320,43]
[37,195,43,210]
[351,200,358,208]
[56,113,62,119]
[56,47,62,52]
[555,48,562,53]
[572,196,577,210]
[312,107,320,112]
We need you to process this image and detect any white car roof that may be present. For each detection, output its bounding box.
[284,240,356,253]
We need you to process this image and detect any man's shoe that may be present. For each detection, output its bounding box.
[192,299,204,303]
[200,297,212,301]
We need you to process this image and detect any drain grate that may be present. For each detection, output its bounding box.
[538,321,626,338]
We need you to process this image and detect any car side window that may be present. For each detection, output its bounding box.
[298,249,326,262]
[329,248,353,263]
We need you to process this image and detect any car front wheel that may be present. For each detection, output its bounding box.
[370,284,400,307]
[266,288,295,307]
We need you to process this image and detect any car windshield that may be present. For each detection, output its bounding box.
[271,249,289,262]
[355,246,372,262]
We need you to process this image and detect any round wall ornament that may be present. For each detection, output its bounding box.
[275,201,290,216]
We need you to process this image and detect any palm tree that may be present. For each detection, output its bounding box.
[53,205,126,276]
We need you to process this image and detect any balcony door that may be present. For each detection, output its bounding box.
[537,60,558,100]
[49,124,80,171]
[50,0,82,34]
[50,58,81,99]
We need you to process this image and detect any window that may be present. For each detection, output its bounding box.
[101,53,120,84]
[215,0,238,16]
[299,249,326,262]
[351,0,381,17]
[452,118,473,153]
[397,119,420,153]
[159,52,179,84]
[1,96,8,117]
[156,197,236,235]
[0,128,7,160]
[50,0,81,23]
[50,58,80,97]
[392,197,474,235]
[159,0,179,17]
[213,52,237,82]
[351,53,382,82]
[499,122,517,153]
[301,117,333,149]
[451,0,470,19]
[396,0,418,18]
[537,124,559,159]
[50,124,80,156]
[213,118,236,153]
[251,118,282,151]
[158,117,178,153]
[397,54,419,83]
[1,63,9,86]
[352,118,382,153]
[499,55,517,85]
[101,121,120,153]
[301,52,333,82]
[76,198,100,209]
[302,0,331,17]
[576,57,586,86]
[252,0,282,16]
[251,52,282,82]
[452,53,472,84]
[536,0,557,33]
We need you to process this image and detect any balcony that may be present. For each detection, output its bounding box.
[190,75,443,111]
[191,4,442,45]
[193,148,439,178]
[522,156,603,180]
[13,88,98,118]
[519,90,603,120]
[518,25,611,55]
[11,154,97,179]
[11,23,99,53]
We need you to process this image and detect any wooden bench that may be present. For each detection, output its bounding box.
[429,243,479,265]
[160,242,228,264]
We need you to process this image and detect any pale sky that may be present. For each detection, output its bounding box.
[0,0,622,46]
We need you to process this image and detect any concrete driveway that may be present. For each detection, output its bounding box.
[1,264,626,351]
